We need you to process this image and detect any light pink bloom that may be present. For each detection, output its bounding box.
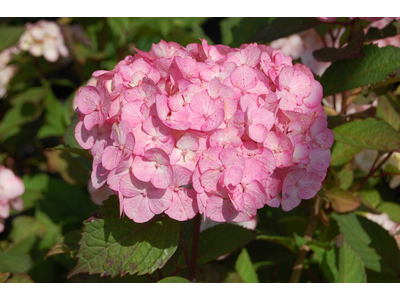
[0,166,25,233]
[77,86,111,131]
[18,20,68,62]
[131,148,173,189]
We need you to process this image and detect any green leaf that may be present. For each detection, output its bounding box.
[158,276,191,283]
[256,235,296,252]
[0,26,25,52]
[365,22,399,42]
[385,164,400,175]
[6,273,34,283]
[309,245,338,282]
[334,241,366,283]
[221,17,321,47]
[45,230,81,260]
[37,91,71,138]
[333,118,400,152]
[356,189,382,209]
[376,95,400,131]
[338,163,354,190]
[320,44,400,96]
[332,212,400,275]
[313,28,365,62]
[0,272,10,283]
[325,188,360,213]
[68,197,179,278]
[330,141,362,167]
[377,202,400,223]
[48,145,93,161]
[0,251,32,273]
[64,115,82,149]
[235,248,258,283]
[196,223,257,265]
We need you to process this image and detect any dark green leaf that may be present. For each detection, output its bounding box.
[256,235,296,252]
[68,197,179,278]
[330,141,362,167]
[313,28,365,62]
[335,240,366,283]
[0,26,25,52]
[196,224,257,265]
[158,276,191,283]
[333,118,400,152]
[221,17,321,47]
[0,251,32,273]
[320,44,400,96]
[235,248,258,283]
[365,23,399,42]
[332,212,400,275]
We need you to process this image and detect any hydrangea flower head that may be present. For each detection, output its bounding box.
[75,39,332,223]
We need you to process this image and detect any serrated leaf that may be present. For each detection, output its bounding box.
[0,26,25,52]
[333,118,400,152]
[332,212,400,275]
[335,241,366,283]
[320,44,400,96]
[6,273,34,283]
[196,223,257,265]
[235,248,258,283]
[330,141,362,167]
[309,245,338,282]
[158,276,191,283]
[376,95,400,131]
[68,197,179,278]
[377,202,400,223]
[325,188,360,213]
[313,28,365,62]
[256,235,296,252]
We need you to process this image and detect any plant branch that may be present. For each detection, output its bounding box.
[189,213,201,282]
[180,230,191,270]
[351,152,393,192]
[289,196,322,283]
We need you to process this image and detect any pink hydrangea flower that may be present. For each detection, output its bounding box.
[0,166,25,233]
[74,39,332,224]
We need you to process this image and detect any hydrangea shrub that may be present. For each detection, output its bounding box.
[74,39,333,224]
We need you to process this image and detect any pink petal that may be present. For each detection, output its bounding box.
[201,109,225,132]
[205,195,238,222]
[102,146,122,171]
[151,165,173,189]
[77,86,100,114]
[123,195,154,223]
[222,166,243,187]
[0,203,10,219]
[148,188,173,214]
[164,189,198,221]
[75,121,95,149]
[230,65,258,91]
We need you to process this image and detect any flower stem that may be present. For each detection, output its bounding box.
[189,213,201,282]
[289,196,322,283]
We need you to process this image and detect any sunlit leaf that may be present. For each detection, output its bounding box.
[334,241,366,283]
[235,248,258,283]
[68,197,179,278]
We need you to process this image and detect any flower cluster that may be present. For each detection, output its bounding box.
[0,166,25,233]
[0,47,20,98]
[74,40,333,223]
[19,20,68,63]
